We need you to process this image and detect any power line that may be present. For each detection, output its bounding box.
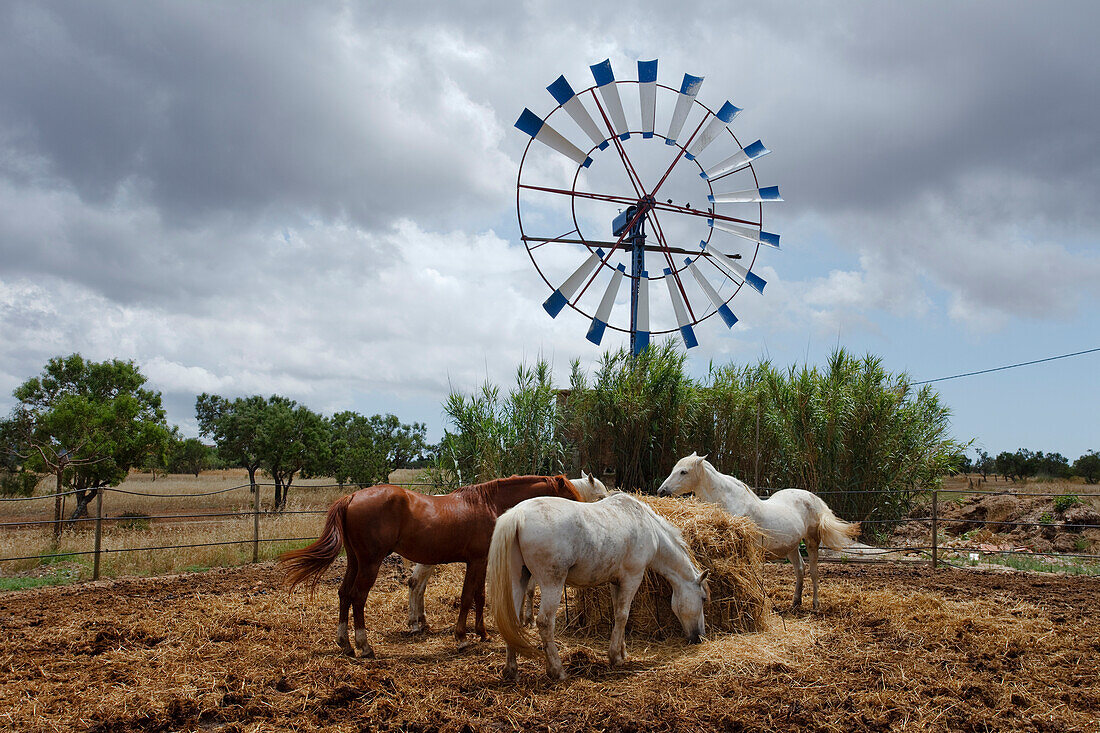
[912,347,1100,385]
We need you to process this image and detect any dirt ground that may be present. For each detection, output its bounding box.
[1,559,1098,733]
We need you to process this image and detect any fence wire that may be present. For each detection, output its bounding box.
[2,480,1098,579]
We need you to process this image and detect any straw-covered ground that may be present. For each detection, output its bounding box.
[1,557,1098,732]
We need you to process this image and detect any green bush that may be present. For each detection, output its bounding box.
[0,470,38,497]
[1054,494,1081,513]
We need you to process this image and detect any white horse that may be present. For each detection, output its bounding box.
[487,492,709,680]
[406,472,608,633]
[657,453,859,610]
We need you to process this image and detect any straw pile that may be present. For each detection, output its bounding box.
[564,494,769,638]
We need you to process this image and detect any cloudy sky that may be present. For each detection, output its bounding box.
[1,1,1097,459]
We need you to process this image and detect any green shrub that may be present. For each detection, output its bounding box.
[1054,494,1081,513]
[0,470,38,497]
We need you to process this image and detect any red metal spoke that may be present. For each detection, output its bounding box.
[644,209,697,321]
[519,183,639,208]
[590,89,649,200]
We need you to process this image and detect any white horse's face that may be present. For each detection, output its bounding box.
[671,569,710,644]
[656,453,705,497]
[573,471,609,501]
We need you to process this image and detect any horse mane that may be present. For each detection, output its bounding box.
[453,474,581,503]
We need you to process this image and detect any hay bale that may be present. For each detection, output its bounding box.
[564,495,769,638]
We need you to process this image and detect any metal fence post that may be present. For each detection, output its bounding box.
[92,488,104,580]
[931,489,938,569]
[252,478,260,563]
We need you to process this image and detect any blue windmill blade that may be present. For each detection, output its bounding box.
[666,73,703,145]
[700,140,770,180]
[590,59,630,140]
[586,264,626,345]
[707,219,781,249]
[515,108,594,168]
[663,268,698,349]
[547,75,609,151]
[638,59,657,138]
[543,248,605,317]
[685,258,738,328]
[707,185,783,204]
[684,102,741,161]
[633,270,650,355]
[701,241,766,294]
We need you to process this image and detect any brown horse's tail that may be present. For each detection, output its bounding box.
[487,509,540,659]
[279,494,352,593]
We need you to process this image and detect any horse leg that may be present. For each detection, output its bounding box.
[788,547,806,609]
[350,556,383,658]
[806,539,821,610]
[502,569,531,681]
[471,559,490,641]
[454,559,485,649]
[336,552,358,656]
[521,575,537,627]
[536,580,567,680]
[608,575,643,666]
[406,563,436,633]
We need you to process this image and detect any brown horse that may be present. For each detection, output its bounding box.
[279,475,581,657]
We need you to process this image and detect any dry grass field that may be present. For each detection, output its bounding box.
[3,471,1100,730]
[1,560,1097,732]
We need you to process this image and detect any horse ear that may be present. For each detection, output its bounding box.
[689,451,698,457]
[698,568,710,583]
[699,454,708,461]
[582,470,589,480]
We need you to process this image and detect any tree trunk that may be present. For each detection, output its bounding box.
[52,471,63,540]
[273,475,283,513]
[247,466,258,496]
[68,488,98,520]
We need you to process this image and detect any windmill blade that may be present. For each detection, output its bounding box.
[707,185,783,204]
[663,268,699,348]
[685,258,737,328]
[638,59,657,138]
[700,140,770,180]
[590,59,630,140]
[666,73,703,145]
[702,241,766,294]
[547,75,609,151]
[586,263,626,345]
[684,101,741,161]
[543,248,604,317]
[515,108,593,168]
[633,270,650,355]
[707,219,781,249]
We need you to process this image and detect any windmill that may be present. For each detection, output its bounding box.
[515,59,781,355]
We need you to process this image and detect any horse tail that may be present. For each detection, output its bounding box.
[279,494,352,593]
[817,503,861,550]
[487,509,540,659]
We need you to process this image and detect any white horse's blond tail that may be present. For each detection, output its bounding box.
[487,511,540,659]
[817,507,861,550]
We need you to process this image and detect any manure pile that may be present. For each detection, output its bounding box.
[564,494,769,638]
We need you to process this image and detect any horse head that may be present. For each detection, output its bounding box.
[573,470,609,501]
[656,452,708,497]
[670,567,709,644]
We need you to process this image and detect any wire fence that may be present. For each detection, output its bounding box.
[2,478,1099,582]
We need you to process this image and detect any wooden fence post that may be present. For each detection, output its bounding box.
[931,489,938,569]
[92,488,104,580]
[252,479,260,563]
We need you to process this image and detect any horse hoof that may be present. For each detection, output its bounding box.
[339,647,355,658]
[359,648,376,659]
[456,638,473,651]
[502,667,518,681]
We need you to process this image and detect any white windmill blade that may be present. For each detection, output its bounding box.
[707,218,781,249]
[707,185,783,204]
[665,73,703,145]
[547,75,609,152]
[663,268,699,349]
[515,108,593,168]
[684,102,741,161]
[586,263,626,345]
[701,240,767,294]
[638,59,657,138]
[700,140,770,180]
[633,270,650,355]
[543,248,605,317]
[685,258,738,329]
[590,59,630,141]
